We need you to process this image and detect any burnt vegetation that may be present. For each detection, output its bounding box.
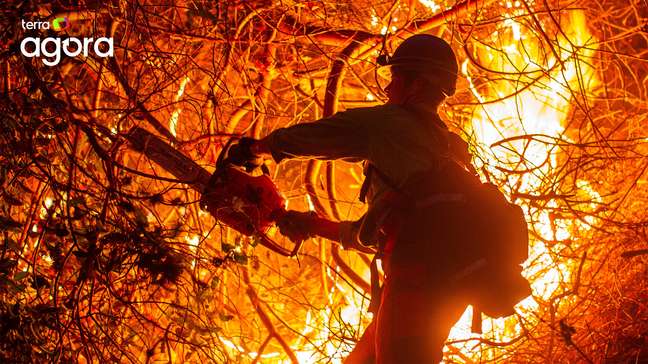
[0,0,647,362]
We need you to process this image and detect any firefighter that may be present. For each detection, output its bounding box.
[223,34,476,363]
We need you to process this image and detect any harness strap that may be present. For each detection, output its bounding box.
[358,165,373,203]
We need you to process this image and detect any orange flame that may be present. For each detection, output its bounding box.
[445,8,598,361]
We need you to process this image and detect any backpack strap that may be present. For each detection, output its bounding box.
[359,163,402,203]
[358,164,372,203]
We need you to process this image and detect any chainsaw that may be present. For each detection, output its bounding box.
[125,127,303,257]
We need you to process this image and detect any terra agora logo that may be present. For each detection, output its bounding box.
[20,16,114,67]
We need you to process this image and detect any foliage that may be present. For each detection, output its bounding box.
[0,0,646,362]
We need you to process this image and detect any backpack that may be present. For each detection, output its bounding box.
[362,132,531,320]
[406,160,531,318]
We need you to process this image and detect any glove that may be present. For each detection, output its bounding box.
[275,210,320,243]
[227,137,264,171]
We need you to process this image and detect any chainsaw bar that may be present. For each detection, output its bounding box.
[126,126,212,191]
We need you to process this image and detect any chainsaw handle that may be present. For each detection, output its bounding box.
[257,232,304,257]
[218,137,269,175]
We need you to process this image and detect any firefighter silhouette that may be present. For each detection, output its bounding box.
[207,34,529,363]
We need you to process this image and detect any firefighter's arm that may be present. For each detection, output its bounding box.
[312,217,373,253]
[254,111,371,163]
[276,211,374,254]
[227,109,371,168]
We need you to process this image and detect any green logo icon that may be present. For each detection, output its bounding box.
[52,17,69,31]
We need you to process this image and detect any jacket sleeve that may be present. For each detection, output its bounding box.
[263,110,371,163]
[338,216,377,253]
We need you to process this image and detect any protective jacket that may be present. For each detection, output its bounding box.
[265,103,472,248]
[264,103,475,363]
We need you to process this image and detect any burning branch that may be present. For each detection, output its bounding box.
[1,0,646,362]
